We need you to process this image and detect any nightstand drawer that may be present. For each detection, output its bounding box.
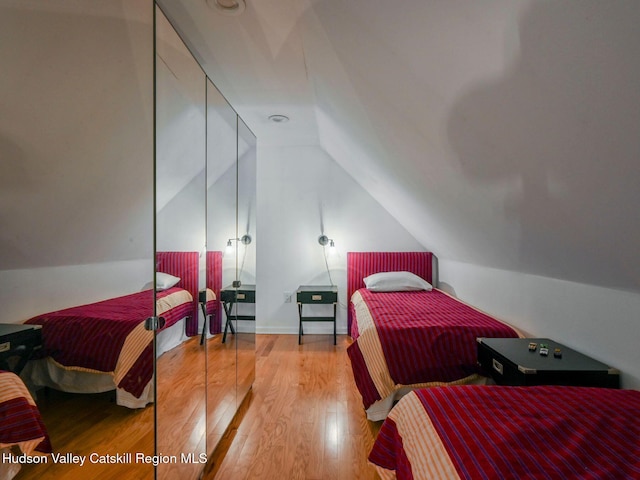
[235,290,255,303]
[221,286,256,303]
[0,323,43,374]
[0,324,42,351]
[297,290,337,304]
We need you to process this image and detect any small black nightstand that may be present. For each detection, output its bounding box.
[297,285,337,345]
[477,337,620,388]
[198,290,213,346]
[220,284,256,343]
[0,323,43,374]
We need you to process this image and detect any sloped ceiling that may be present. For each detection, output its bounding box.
[147,1,640,292]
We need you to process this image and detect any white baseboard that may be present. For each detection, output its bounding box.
[256,325,348,335]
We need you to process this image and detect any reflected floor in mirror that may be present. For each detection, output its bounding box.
[206,333,238,454]
[14,389,154,480]
[207,334,381,480]
[156,336,206,480]
[15,336,206,480]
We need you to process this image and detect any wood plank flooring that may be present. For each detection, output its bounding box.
[206,334,382,480]
[15,336,208,480]
[12,334,381,479]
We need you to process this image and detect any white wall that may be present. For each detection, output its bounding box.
[0,259,153,325]
[439,259,640,390]
[255,144,424,335]
[304,0,640,295]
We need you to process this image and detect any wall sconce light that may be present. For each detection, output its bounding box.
[318,235,336,254]
[226,234,252,253]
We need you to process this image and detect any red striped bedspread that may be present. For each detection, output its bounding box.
[0,370,51,454]
[347,288,520,410]
[24,287,192,398]
[370,385,640,479]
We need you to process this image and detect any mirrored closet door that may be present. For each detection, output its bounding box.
[1,1,156,479]
[205,79,239,454]
[1,2,254,478]
[236,118,257,407]
[154,5,207,480]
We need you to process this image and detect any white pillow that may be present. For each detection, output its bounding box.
[156,272,181,291]
[363,271,432,292]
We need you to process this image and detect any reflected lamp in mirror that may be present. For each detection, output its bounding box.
[318,235,336,254]
[226,234,252,253]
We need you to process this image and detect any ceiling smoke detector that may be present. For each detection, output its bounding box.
[207,0,246,16]
[268,114,289,124]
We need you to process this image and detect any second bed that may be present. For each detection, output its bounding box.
[347,252,521,420]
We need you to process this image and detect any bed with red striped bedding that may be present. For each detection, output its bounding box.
[22,252,198,405]
[0,370,51,455]
[24,287,192,399]
[347,252,520,420]
[369,385,640,479]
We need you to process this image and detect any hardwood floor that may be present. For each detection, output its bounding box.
[15,336,208,480]
[206,334,382,480]
[13,334,381,479]
[14,388,156,480]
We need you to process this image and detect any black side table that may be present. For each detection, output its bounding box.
[220,284,256,343]
[0,323,43,374]
[198,290,215,346]
[477,337,620,388]
[297,285,337,345]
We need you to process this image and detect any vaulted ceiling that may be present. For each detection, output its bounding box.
[161,0,640,293]
[3,1,637,294]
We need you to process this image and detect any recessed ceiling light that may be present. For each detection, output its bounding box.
[268,114,289,123]
[206,0,246,16]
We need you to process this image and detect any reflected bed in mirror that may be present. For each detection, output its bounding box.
[21,252,199,409]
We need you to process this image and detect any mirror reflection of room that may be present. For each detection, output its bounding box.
[0,1,155,479]
[154,5,207,480]
[205,79,239,454]
[236,119,257,406]
[1,2,256,480]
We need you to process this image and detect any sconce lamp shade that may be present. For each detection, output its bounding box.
[318,235,336,254]
[227,234,252,252]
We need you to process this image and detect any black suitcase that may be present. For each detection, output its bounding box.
[477,337,620,388]
[0,323,43,374]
